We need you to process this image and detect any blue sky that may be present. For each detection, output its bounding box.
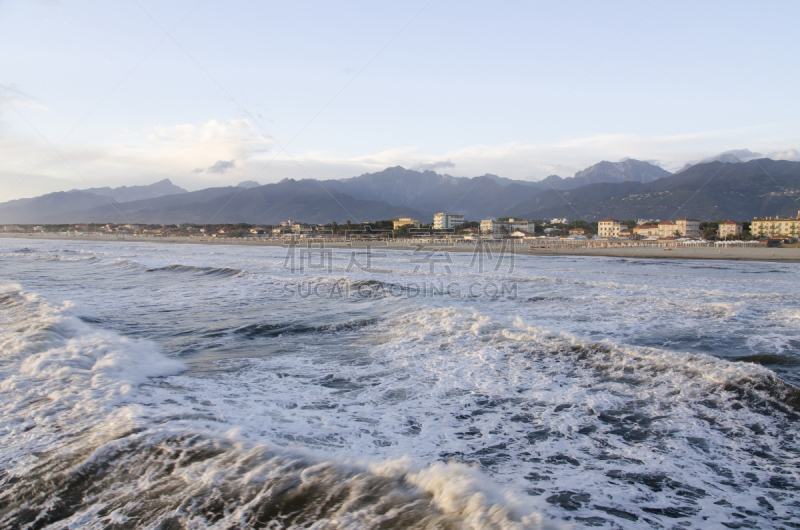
[1,0,798,198]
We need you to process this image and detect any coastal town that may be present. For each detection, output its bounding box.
[3,211,799,247]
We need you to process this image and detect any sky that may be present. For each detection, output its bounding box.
[1,0,799,199]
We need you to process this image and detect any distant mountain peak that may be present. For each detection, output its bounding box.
[237,180,260,188]
[81,179,187,203]
[679,148,764,172]
[539,159,671,190]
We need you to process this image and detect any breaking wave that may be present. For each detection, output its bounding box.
[0,286,551,529]
[146,264,246,277]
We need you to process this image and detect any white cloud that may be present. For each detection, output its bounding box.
[290,131,746,181]
[766,148,800,162]
[1,116,798,201]
[0,118,274,199]
[207,159,236,174]
[411,159,455,172]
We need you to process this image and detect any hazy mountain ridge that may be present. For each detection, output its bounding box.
[321,167,546,219]
[83,179,187,202]
[676,148,800,172]
[0,179,188,224]
[322,166,470,206]
[16,180,423,225]
[510,159,800,221]
[540,159,672,190]
[2,157,799,224]
[0,191,118,224]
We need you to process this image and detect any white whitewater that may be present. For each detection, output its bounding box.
[0,239,798,528]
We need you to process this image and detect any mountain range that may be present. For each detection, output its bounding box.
[539,159,671,190]
[2,154,799,224]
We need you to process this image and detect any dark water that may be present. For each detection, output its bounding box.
[1,239,799,528]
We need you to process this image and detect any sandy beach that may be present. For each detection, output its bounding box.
[3,233,799,262]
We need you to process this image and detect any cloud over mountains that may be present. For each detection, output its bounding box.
[194,159,236,174]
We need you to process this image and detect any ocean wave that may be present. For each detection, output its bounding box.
[146,264,246,277]
[503,315,800,413]
[1,431,553,529]
[0,286,549,529]
[732,353,800,366]
[232,317,381,339]
[0,284,185,501]
[42,254,98,262]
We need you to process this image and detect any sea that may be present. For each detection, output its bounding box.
[1,238,799,529]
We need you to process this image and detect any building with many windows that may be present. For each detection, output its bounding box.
[597,218,621,238]
[480,219,498,234]
[750,212,800,238]
[658,221,678,238]
[675,218,700,238]
[393,218,421,230]
[718,221,743,239]
[480,218,534,236]
[433,213,465,230]
[656,218,700,238]
[633,224,659,237]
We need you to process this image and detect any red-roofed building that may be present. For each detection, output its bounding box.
[633,224,659,237]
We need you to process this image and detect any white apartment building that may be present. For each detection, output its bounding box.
[550,218,568,224]
[597,218,621,238]
[718,221,743,239]
[480,218,534,235]
[433,213,465,230]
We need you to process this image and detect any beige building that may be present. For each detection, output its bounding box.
[718,221,743,239]
[658,221,679,238]
[657,218,700,238]
[750,212,800,238]
[597,218,621,238]
[393,218,421,230]
[433,213,465,230]
[480,219,498,234]
[634,224,659,237]
[675,218,700,238]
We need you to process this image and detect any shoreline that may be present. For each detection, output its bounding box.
[2,233,799,262]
